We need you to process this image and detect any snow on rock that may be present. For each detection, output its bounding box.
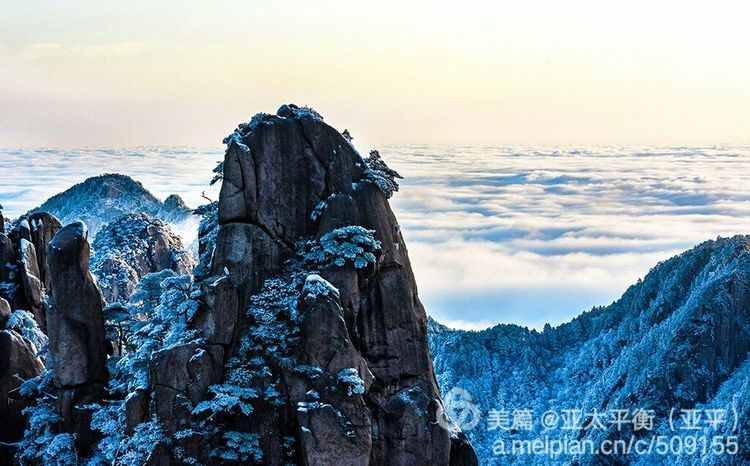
[302,273,339,302]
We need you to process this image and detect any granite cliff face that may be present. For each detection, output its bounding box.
[141,104,477,464]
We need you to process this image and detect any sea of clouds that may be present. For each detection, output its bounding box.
[2,145,750,330]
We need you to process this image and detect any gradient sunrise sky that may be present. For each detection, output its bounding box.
[1,0,749,147]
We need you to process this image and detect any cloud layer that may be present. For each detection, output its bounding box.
[386,145,750,329]
[2,145,750,329]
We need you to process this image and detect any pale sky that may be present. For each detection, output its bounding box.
[1,0,749,148]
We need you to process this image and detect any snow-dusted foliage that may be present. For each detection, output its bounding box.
[302,226,381,269]
[211,431,263,463]
[429,235,750,465]
[358,150,403,199]
[337,368,365,396]
[222,130,250,154]
[86,401,125,465]
[113,420,165,466]
[86,402,166,466]
[113,270,200,392]
[210,161,225,186]
[168,266,307,464]
[90,213,193,303]
[196,271,304,419]
[82,270,201,464]
[310,199,327,222]
[17,364,80,466]
[5,309,48,355]
[302,274,339,302]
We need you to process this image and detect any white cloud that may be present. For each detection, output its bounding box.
[388,145,750,328]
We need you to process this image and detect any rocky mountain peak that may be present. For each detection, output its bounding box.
[140,104,478,464]
[32,174,191,235]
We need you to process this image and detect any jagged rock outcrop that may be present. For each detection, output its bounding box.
[27,212,63,290]
[0,213,62,331]
[16,238,43,331]
[31,174,191,235]
[147,104,476,465]
[90,213,194,303]
[46,222,107,451]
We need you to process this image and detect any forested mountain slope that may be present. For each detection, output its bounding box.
[430,236,750,465]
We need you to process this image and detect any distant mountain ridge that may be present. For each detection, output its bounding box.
[29,173,190,235]
[429,235,750,465]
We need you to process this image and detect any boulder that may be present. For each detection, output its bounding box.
[0,214,60,330]
[8,219,31,245]
[124,389,149,433]
[298,274,372,388]
[0,329,45,402]
[0,234,14,282]
[0,235,16,310]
